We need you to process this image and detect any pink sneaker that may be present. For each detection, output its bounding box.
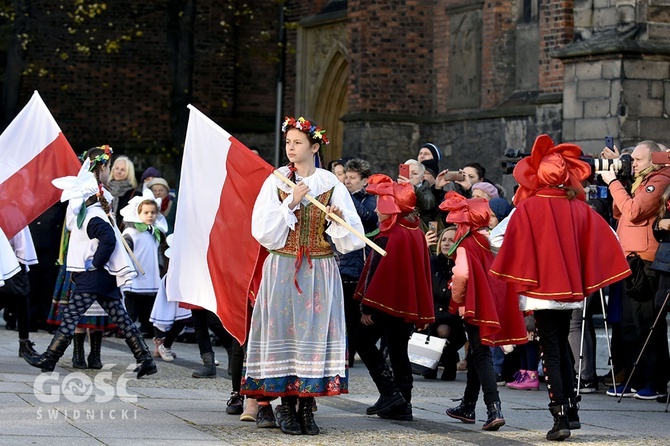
[508,370,539,390]
[506,370,526,388]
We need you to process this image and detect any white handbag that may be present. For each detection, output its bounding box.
[407,331,447,375]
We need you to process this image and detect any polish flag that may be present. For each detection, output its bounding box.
[0,91,80,239]
[166,105,275,344]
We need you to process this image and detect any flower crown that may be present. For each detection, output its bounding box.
[79,145,113,172]
[282,116,329,146]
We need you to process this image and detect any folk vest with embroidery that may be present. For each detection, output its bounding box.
[272,187,334,292]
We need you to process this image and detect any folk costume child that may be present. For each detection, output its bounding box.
[439,192,527,432]
[240,117,365,436]
[121,189,166,339]
[354,174,434,421]
[24,151,157,379]
[489,135,631,441]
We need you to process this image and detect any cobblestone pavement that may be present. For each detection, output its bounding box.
[0,325,668,445]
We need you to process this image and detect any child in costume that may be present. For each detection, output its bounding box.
[354,174,434,421]
[47,148,118,370]
[240,116,365,436]
[121,189,166,341]
[490,135,631,441]
[24,148,157,378]
[439,192,527,432]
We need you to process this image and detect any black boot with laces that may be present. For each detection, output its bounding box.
[298,397,320,435]
[276,397,302,435]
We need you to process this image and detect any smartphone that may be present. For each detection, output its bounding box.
[652,151,670,165]
[444,171,465,181]
[428,221,438,233]
[605,136,614,150]
[399,163,410,178]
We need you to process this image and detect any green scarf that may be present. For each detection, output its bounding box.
[631,165,657,194]
[134,222,162,243]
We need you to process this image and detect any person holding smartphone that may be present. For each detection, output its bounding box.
[398,159,437,230]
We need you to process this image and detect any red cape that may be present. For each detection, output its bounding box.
[450,232,527,346]
[355,217,434,324]
[490,188,631,301]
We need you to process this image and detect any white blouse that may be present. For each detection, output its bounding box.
[251,166,366,255]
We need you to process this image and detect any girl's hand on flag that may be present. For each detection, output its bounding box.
[289,181,310,209]
[326,205,343,221]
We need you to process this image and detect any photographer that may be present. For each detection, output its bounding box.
[600,141,670,400]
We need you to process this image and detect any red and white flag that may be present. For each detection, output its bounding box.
[166,105,275,344]
[0,91,80,239]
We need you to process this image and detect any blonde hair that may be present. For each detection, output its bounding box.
[110,155,138,188]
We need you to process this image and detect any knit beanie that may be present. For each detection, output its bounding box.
[471,182,499,199]
[489,197,513,221]
[141,167,161,183]
[421,159,440,178]
[421,143,441,162]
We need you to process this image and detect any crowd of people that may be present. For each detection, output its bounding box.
[1,117,669,442]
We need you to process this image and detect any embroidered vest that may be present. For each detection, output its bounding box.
[272,187,334,292]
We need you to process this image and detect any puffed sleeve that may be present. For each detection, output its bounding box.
[251,175,298,250]
[325,182,366,255]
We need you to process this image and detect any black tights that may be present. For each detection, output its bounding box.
[462,323,500,406]
[534,309,576,406]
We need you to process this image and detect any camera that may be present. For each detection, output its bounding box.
[583,154,633,183]
[501,148,633,183]
[500,148,529,175]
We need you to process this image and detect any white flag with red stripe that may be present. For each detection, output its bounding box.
[0,91,80,239]
[166,105,274,344]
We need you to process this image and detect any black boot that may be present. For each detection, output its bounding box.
[18,339,37,360]
[482,401,505,431]
[446,399,476,424]
[547,404,571,441]
[87,331,103,369]
[24,332,71,372]
[72,333,87,369]
[125,332,157,378]
[366,364,406,415]
[378,402,413,421]
[567,395,581,430]
[192,351,216,378]
[298,397,320,435]
[275,397,302,435]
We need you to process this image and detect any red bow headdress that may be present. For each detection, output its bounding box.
[365,174,416,230]
[512,134,590,205]
[439,191,491,244]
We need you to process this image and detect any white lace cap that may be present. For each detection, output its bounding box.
[51,159,99,216]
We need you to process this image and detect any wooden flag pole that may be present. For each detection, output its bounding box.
[272,170,387,257]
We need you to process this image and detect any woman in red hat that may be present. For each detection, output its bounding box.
[490,134,631,441]
[354,174,434,421]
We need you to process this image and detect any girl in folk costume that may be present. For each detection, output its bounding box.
[354,174,434,421]
[439,192,527,432]
[240,117,365,436]
[120,189,166,339]
[48,148,117,371]
[490,135,631,441]
[24,151,158,378]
